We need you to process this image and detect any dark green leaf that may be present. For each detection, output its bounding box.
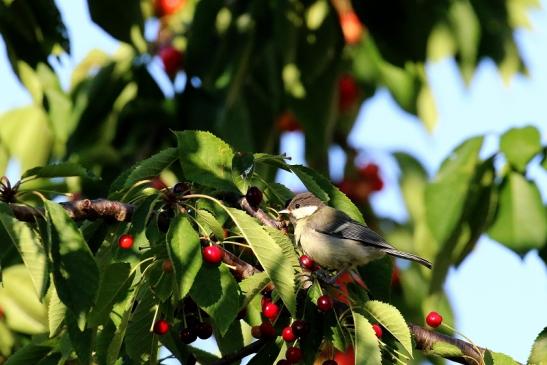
[123,147,178,189]
[528,327,547,365]
[215,320,244,357]
[190,263,240,336]
[239,271,270,309]
[21,162,97,180]
[393,152,428,223]
[488,173,547,253]
[66,311,93,364]
[4,343,52,365]
[167,215,203,300]
[500,126,541,172]
[232,151,255,193]
[89,263,134,326]
[87,0,144,48]
[0,203,48,298]
[290,164,329,202]
[357,256,392,302]
[196,209,225,240]
[352,308,382,365]
[125,288,155,363]
[264,182,294,207]
[45,200,99,317]
[176,130,236,191]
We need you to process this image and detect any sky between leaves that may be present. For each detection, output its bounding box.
[0,0,546,363]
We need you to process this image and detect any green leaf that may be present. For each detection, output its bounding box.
[393,152,428,223]
[196,209,225,240]
[239,271,270,309]
[0,265,48,334]
[227,207,298,316]
[352,309,382,365]
[264,182,294,207]
[215,320,244,357]
[89,263,134,326]
[290,165,364,223]
[123,147,178,189]
[484,350,520,365]
[500,126,541,172]
[488,173,547,253]
[364,300,413,357]
[176,130,236,191]
[190,263,240,336]
[125,288,155,363]
[0,203,48,298]
[357,256,392,302]
[290,165,329,202]
[528,327,547,365]
[4,343,52,365]
[429,342,463,357]
[167,215,203,300]
[45,200,99,317]
[425,136,483,244]
[232,151,255,193]
[87,0,145,48]
[21,162,97,180]
[66,311,93,363]
[47,285,66,338]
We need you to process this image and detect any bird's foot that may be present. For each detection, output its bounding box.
[315,269,339,286]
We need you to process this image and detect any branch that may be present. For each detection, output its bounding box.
[238,197,286,231]
[210,339,266,365]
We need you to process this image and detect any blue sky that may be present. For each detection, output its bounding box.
[1,0,546,363]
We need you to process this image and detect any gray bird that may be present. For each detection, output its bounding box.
[279,192,432,273]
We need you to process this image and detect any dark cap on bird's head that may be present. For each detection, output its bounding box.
[279,192,325,219]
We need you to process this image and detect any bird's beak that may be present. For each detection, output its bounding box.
[278,209,290,214]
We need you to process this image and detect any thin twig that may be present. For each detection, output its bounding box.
[210,339,266,365]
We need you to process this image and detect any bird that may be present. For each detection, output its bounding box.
[279,192,432,274]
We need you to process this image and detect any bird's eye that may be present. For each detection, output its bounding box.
[295,203,300,208]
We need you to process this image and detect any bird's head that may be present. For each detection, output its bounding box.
[279,192,325,220]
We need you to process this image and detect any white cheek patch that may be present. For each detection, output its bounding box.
[291,206,318,219]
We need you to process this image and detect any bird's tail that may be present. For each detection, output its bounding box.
[384,249,432,269]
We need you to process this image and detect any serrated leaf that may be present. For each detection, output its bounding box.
[352,309,382,365]
[232,151,255,193]
[4,343,52,365]
[291,165,364,223]
[190,263,240,336]
[500,126,541,172]
[290,165,329,202]
[239,271,270,309]
[488,173,547,253]
[123,148,178,189]
[528,327,547,365]
[426,136,483,244]
[167,215,203,300]
[125,288,155,363]
[485,350,520,365]
[196,209,225,240]
[364,300,413,357]
[265,182,294,206]
[47,285,66,338]
[21,162,97,180]
[44,200,99,317]
[176,130,236,191]
[0,203,48,298]
[227,208,298,315]
[89,263,134,326]
[254,153,291,171]
[66,311,92,363]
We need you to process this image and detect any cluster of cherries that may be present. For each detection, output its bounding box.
[153,0,185,77]
[338,163,384,203]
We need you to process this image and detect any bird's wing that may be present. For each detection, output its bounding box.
[310,207,396,250]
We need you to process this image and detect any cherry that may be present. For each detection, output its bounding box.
[372,323,382,338]
[276,111,301,132]
[162,259,174,273]
[286,346,303,363]
[153,319,170,335]
[261,296,272,311]
[150,177,167,190]
[202,245,224,264]
[323,360,338,365]
[299,255,317,271]
[118,234,134,250]
[426,311,443,328]
[245,186,263,208]
[154,0,185,16]
[172,182,188,195]
[338,74,359,112]
[263,302,280,320]
[159,46,183,77]
[195,322,213,339]
[179,327,197,344]
[251,325,262,339]
[339,11,363,45]
[317,295,334,312]
[282,326,296,342]
[0,306,4,319]
[259,321,276,338]
[291,320,309,337]
[277,360,291,365]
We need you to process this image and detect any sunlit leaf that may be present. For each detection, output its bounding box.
[499,126,541,172]
[123,147,178,189]
[352,309,382,365]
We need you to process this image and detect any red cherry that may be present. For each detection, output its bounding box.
[359,163,379,177]
[154,0,185,17]
[251,325,262,339]
[317,295,334,312]
[0,306,4,319]
[153,319,170,335]
[246,186,263,208]
[276,111,301,132]
[372,323,382,338]
[371,176,384,192]
[261,296,272,311]
[299,255,317,271]
[282,326,296,342]
[150,177,168,190]
[339,11,364,45]
[291,320,309,337]
[195,322,213,339]
[338,74,359,112]
[263,302,280,320]
[259,321,276,338]
[179,327,196,344]
[118,234,134,249]
[323,360,338,365]
[159,46,184,77]
[162,259,174,273]
[426,311,443,328]
[286,346,303,363]
[202,245,224,264]
[334,347,355,365]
